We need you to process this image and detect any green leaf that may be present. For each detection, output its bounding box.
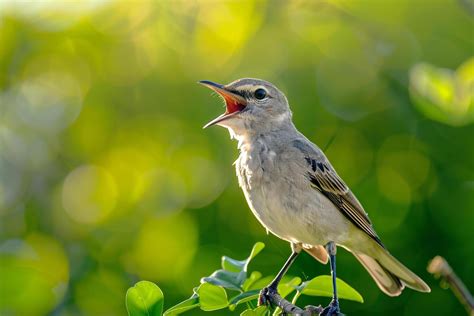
[297,275,363,303]
[163,294,199,316]
[201,269,245,291]
[246,276,274,291]
[278,276,301,298]
[197,283,229,311]
[222,256,246,273]
[240,306,269,316]
[247,275,299,294]
[221,242,265,273]
[242,271,262,291]
[244,242,265,270]
[228,289,260,310]
[126,281,164,316]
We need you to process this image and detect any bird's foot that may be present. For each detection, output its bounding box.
[259,286,323,315]
[305,305,324,315]
[320,299,344,316]
[258,286,277,306]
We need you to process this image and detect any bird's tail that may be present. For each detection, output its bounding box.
[353,246,431,296]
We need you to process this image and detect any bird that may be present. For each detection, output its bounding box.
[200,78,430,315]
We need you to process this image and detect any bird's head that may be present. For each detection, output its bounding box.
[200,78,292,137]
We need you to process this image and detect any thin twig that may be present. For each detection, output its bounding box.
[428,256,474,316]
[265,292,323,315]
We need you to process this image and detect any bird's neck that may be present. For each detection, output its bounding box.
[231,119,297,152]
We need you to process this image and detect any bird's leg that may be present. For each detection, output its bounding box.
[258,244,323,315]
[258,247,299,307]
[321,241,344,316]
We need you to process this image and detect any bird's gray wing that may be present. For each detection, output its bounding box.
[292,139,383,247]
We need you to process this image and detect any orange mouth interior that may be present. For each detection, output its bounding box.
[223,95,246,114]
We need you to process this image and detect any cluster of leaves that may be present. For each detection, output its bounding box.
[125,242,363,316]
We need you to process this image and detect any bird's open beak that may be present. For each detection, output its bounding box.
[199,80,247,128]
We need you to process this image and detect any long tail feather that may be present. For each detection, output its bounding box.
[353,245,431,296]
[353,252,404,296]
[374,247,431,293]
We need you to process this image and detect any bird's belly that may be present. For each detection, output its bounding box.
[243,187,295,241]
[243,179,351,246]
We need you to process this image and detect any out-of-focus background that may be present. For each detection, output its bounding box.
[0,0,473,315]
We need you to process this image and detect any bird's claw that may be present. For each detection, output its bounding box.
[258,286,277,306]
[320,299,344,316]
[305,305,324,315]
[259,286,324,315]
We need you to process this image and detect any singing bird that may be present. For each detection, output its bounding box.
[200,78,430,315]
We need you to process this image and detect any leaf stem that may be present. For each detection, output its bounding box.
[291,291,302,305]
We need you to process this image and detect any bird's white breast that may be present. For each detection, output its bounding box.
[235,138,351,246]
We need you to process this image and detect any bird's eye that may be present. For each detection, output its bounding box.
[254,88,267,100]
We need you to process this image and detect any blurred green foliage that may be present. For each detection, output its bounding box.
[410,57,474,126]
[0,0,473,315]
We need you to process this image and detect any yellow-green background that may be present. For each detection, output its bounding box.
[0,0,473,315]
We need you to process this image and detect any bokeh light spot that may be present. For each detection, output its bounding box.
[0,233,69,316]
[74,269,127,316]
[194,1,262,68]
[15,71,84,132]
[323,126,374,187]
[137,168,187,216]
[101,147,155,208]
[410,58,474,126]
[0,125,53,171]
[376,165,412,204]
[376,135,432,204]
[124,212,198,283]
[0,157,23,212]
[62,165,118,224]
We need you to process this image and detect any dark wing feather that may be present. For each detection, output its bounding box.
[306,157,384,247]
